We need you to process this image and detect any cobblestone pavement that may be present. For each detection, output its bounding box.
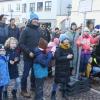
[7,57,100,100]
[6,78,100,100]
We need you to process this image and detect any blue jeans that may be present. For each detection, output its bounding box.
[21,58,35,91]
[80,52,91,73]
[92,67,100,75]
[14,77,21,91]
[34,78,44,100]
[4,77,21,92]
[52,82,58,92]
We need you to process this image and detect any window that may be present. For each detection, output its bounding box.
[30,3,35,12]
[8,4,11,12]
[37,2,43,11]
[22,3,27,13]
[45,1,52,11]
[16,4,20,12]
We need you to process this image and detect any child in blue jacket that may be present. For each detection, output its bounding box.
[0,44,10,100]
[33,38,53,100]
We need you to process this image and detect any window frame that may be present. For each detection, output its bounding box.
[30,3,35,12]
[16,3,20,12]
[22,3,27,13]
[45,1,52,11]
[37,2,43,11]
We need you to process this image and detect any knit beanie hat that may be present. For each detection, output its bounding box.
[53,38,59,45]
[38,38,48,50]
[59,34,70,42]
[30,12,39,21]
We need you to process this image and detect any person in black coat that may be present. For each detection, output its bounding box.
[8,18,20,40]
[51,27,60,40]
[51,34,73,100]
[41,24,51,43]
[90,39,100,77]
[19,13,46,98]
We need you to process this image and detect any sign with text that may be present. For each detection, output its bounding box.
[79,0,93,13]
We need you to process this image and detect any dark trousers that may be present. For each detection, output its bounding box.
[52,82,67,97]
[52,82,66,92]
[21,58,35,91]
[0,86,3,100]
[48,67,52,77]
[34,78,44,100]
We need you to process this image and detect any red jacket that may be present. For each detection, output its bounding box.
[76,32,98,52]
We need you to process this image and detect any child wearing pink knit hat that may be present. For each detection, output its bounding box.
[47,38,59,55]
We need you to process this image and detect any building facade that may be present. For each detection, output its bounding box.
[71,0,100,26]
[1,0,100,29]
[0,0,71,29]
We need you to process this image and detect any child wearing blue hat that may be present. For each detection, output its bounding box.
[51,35,73,100]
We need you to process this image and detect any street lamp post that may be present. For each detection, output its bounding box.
[67,4,72,16]
[10,9,14,18]
[66,4,72,30]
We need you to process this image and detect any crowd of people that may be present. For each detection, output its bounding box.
[0,13,100,100]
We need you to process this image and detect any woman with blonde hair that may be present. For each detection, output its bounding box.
[4,37,20,99]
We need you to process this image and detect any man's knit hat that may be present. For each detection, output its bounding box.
[30,12,39,21]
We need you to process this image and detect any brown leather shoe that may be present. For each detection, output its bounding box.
[21,91,31,98]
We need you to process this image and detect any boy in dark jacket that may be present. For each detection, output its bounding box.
[33,38,53,100]
[51,34,73,100]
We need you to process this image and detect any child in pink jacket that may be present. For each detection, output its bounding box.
[76,32,98,77]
